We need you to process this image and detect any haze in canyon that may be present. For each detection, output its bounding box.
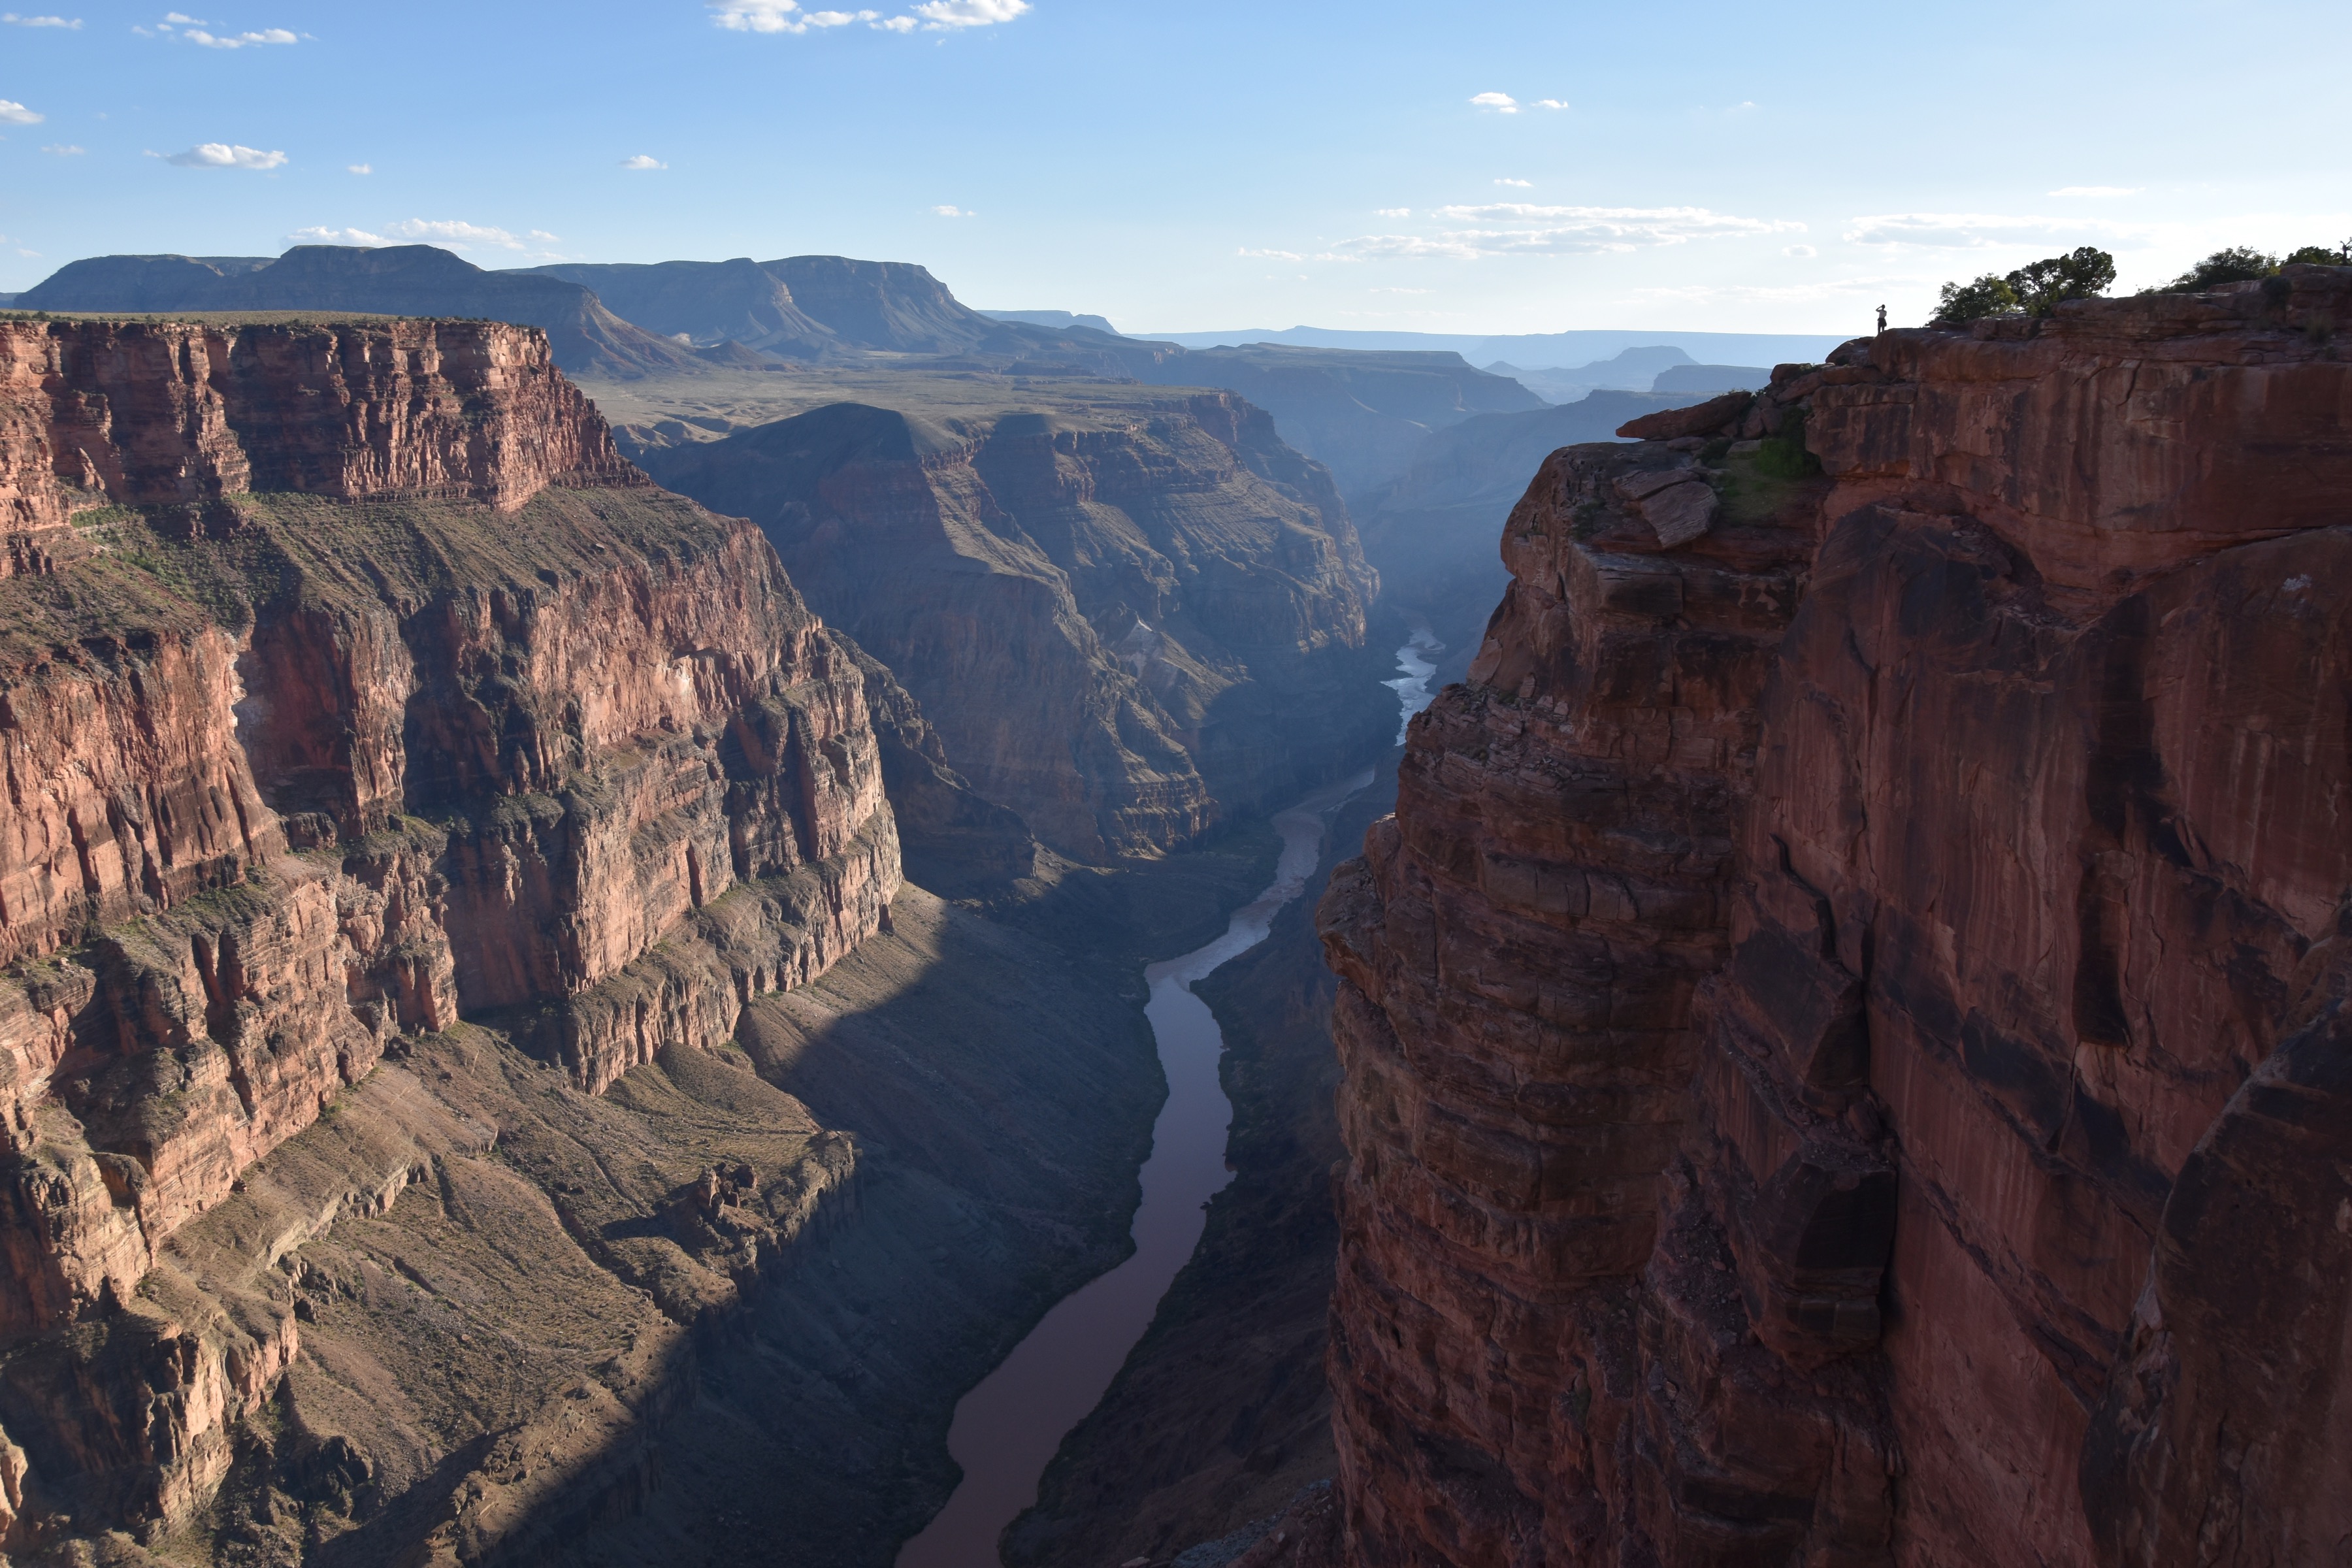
[1,2,2349,1566]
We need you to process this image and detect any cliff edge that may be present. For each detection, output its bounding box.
[1319,266,2352,1565]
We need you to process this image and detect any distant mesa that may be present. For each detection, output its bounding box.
[12,245,705,379]
[979,308,1124,335]
[1650,362,1772,393]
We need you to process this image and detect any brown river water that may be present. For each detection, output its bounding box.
[895,765,1378,1568]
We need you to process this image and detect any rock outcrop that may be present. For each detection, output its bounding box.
[0,315,902,1548]
[1318,266,2352,1565]
[645,393,1392,862]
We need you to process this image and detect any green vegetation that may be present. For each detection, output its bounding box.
[2006,248,2117,314]
[2153,240,2352,292]
[1933,274,2023,326]
[1931,247,2115,325]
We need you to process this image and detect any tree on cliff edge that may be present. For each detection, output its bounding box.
[1931,246,2115,326]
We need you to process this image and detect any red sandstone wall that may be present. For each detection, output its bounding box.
[1320,266,2352,1565]
[0,316,900,1543]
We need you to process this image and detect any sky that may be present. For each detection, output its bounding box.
[2,0,2348,336]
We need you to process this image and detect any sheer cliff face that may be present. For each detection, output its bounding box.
[0,318,898,1544]
[646,393,1390,861]
[1318,267,2352,1566]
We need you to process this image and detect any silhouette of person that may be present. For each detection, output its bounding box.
[1876,303,1888,334]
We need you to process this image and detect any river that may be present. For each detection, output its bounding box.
[894,765,1376,1568]
[1382,619,1444,743]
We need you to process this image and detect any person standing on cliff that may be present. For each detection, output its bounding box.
[1876,303,1888,334]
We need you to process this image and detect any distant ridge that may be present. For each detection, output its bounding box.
[14,246,705,379]
[1139,324,1852,370]
[979,309,1123,335]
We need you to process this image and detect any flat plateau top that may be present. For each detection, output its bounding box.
[0,310,462,327]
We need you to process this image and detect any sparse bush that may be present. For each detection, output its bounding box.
[2285,239,2352,267]
[2005,247,2117,316]
[1753,406,1820,480]
[2167,247,2279,291]
[1931,273,2021,327]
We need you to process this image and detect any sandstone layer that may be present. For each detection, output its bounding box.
[1319,267,2352,1565]
[645,394,1394,862]
[0,316,904,1552]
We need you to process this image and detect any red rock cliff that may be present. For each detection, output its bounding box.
[0,316,898,1543]
[1318,266,2352,1565]
[644,393,1394,862]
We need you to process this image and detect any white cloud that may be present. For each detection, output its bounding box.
[1784,244,1816,257]
[40,142,83,154]
[1533,98,1567,110]
[529,229,560,241]
[910,0,1028,25]
[289,225,385,246]
[0,100,43,123]
[709,0,999,32]
[1843,212,2127,248]
[163,11,201,20]
[182,25,296,46]
[3,14,84,26]
[1494,178,1531,188]
[346,162,370,174]
[164,141,286,168]
[932,204,973,216]
[383,218,523,249]
[1375,207,1411,218]
[1239,246,1303,261]
[1332,203,1804,259]
[1469,91,1518,114]
[620,154,666,169]
[2048,186,2140,198]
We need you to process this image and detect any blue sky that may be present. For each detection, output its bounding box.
[3,0,2347,335]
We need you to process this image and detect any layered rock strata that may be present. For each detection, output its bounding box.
[1319,267,2352,1565]
[0,316,902,1548]
[645,395,1392,862]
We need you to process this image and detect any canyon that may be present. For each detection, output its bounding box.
[1317,265,2352,1565]
[8,235,2349,1568]
[0,309,1297,1567]
[640,391,1393,862]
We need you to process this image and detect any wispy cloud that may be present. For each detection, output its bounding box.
[708,0,1022,32]
[1843,211,2130,248]
[932,204,974,217]
[1533,98,1567,110]
[620,154,666,169]
[162,141,286,168]
[1239,246,1304,261]
[183,25,293,45]
[1784,244,1816,257]
[910,0,1028,25]
[3,13,83,26]
[0,99,44,123]
[289,225,386,246]
[1330,203,1803,259]
[383,218,525,250]
[1374,207,1411,218]
[2048,186,2140,198]
[40,142,83,154]
[1469,91,1518,114]
[346,162,370,174]
[1494,178,1531,188]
